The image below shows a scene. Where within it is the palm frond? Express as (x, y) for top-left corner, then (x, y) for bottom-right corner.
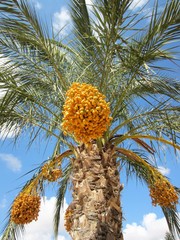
(1, 222), (24, 240)
(120, 0), (180, 73)
(114, 134), (180, 150)
(162, 206), (180, 239)
(1, 149), (73, 240)
(0, 1), (83, 145)
(0, 0), (73, 92)
(108, 68), (180, 128)
(1, 171), (42, 240)
(70, 0), (94, 49)
(0, 0), (70, 84)
(164, 232), (175, 240)
(130, 75), (180, 102)
(116, 147), (156, 182)
(70, 0), (134, 91)
(54, 163), (72, 240)
(110, 104), (180, 151)
(116, 147), (180, 237)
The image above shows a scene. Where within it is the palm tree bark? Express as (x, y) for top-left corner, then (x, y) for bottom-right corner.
(66, 143), (124, 240)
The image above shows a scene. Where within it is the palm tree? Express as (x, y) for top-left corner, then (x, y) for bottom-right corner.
(0, 0), (180, 239)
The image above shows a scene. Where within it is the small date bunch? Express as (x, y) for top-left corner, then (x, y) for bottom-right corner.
(42, 163), (62, 182)
(149, 177), (178, 208)
(11, 193), (41, 224)
(64, 205), (73, 232)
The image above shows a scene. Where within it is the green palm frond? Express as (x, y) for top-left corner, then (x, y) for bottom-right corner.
(0, 0), (73, 89)
(110, 104), (180, 153)
(1, 171), (42, 240)
(70, 0), (135, 90)
(1, 149), (73, 240)
(118, 146), (180, 235)
(120, 0), (180, 72)
(114, 134), (180, 151)
(162, 206), (180, 239)
(164, 232), (175, 240)
(1, 222), (24, 240)
(70, 0), (94, 48)
(116, 147), (154, 182)
(0, 0), (70, 143)
(107, 67), (180, 126)
(0, 0), (71, 83)
(0, 69), (61, 141)
(130, 74), (180, 102)
(54, 162), (72, 240)
(116, 147), (180, 237)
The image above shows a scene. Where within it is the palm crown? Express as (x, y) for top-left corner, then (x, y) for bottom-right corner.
(0, 0), (180, 239)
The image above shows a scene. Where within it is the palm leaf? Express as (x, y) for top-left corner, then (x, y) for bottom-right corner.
(113, 134), (180, 150)
(54, 163), (72, 240)
(70, 0), (93, 49)
(1, 172), (41, 240)
(120, 0), (180, 73)
(164, 232), (175, 240)
(116, 147), (180, 237)
(116, 147), (157, 182)
(1, 149), (73, 240)
(0, 0), (69, 143)
(1, 222), (24, 240)
(162, 207), (180, 239)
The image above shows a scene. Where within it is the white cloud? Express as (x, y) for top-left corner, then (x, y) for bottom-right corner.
(21, 197), (71, 240)
(57, 236), (66, 240)
(0, 153), (22, 172)
(53, 7), (71, 36)
(129, 0), (148, 10)
(123, 213), (169, 240)
(157, 166), (170, 176)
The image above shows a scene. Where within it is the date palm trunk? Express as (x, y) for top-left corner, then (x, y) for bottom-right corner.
(66, 143), (124, 240)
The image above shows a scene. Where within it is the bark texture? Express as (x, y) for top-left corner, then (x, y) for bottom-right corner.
(66, 143), (124, 240)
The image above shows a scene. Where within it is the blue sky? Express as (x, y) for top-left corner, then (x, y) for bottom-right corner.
(0, 0), (180, 240)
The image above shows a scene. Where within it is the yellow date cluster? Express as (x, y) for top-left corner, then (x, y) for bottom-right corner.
(64, 206), (73, 232)
(42, 163), (62, 182)
(61, 82), (112, 143)
(149, 178), (178, 208)
(11, 193), (41, 224)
